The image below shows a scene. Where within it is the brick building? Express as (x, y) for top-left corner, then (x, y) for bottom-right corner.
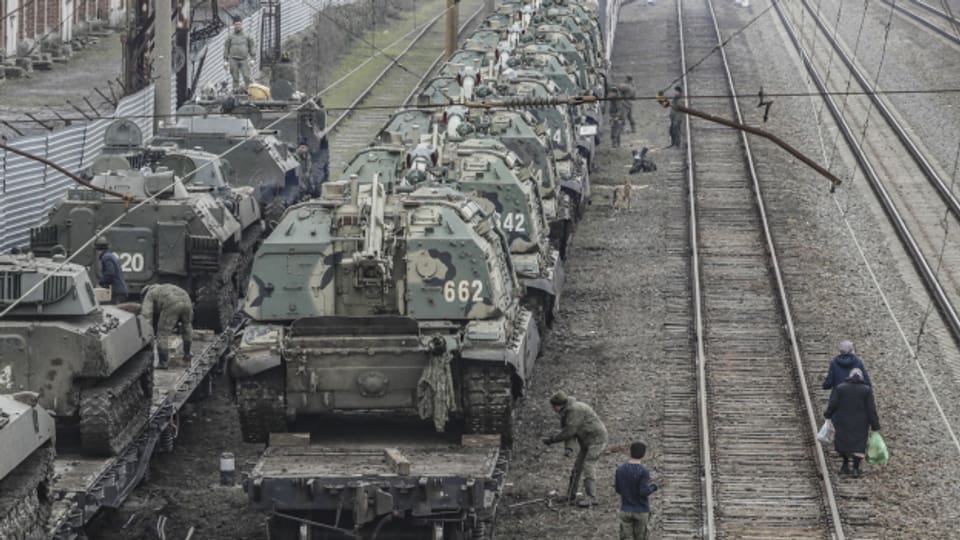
(1, 0), (125, 56)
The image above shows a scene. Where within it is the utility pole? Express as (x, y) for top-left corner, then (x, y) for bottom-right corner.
(155, 0), (173, 128)
(445, 0), (458, 60)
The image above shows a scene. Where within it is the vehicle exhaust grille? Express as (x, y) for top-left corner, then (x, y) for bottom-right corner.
(0, 273), (23, 303)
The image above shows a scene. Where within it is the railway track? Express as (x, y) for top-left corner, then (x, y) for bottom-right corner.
(326, 0), (485, 171)
(775, 1), (960, 368)
(881, 0), (960, 45)
(668, 0), (847, 537)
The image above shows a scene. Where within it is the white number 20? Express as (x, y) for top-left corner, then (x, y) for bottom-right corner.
(443, 280), (483, 303)
(118, 252), (145, 273)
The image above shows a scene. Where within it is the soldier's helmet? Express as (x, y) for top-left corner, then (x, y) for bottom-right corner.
(232, 15), (242, 24)
(95, 236), (110, 250)
(549, 391), (568, 406)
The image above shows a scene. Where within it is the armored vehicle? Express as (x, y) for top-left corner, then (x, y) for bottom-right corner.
(153, 112), (307, 226)
(376, 109), (564, 325)
(31, 160), (263, 331)
(0, 255), (154, 456)
(0, 393), (56, 540)
(194, 78), (328, 183)
(232, 177), (540, 444)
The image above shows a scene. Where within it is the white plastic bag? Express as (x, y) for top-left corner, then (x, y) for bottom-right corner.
(816, 419), (835, 444)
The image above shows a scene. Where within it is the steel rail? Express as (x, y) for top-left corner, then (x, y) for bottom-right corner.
(323, 9), (448, 136)
(702, 0), (846, 537)
(801, 0), (960, 222)
(682, 0), (846, 537)
(402, 6), (486, 107)
(902, 0), (960, 40)
(325, 3), (486, 137)
(880, 0), (960, 45)
(779, 0), (960, 344)
(675, 0), (714, 537)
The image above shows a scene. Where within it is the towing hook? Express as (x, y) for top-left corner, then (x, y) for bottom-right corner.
(428, 336), (446, 354)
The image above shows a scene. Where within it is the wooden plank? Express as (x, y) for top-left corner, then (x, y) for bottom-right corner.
(269, 432), (310, 447)
(460, 434), (501, 448)
(383, 448), (411, 476)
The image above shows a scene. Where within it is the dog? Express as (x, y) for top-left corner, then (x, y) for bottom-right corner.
(611, 177), (633, 211)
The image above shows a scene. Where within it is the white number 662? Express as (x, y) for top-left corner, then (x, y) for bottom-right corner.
(443, 280), (483, 303)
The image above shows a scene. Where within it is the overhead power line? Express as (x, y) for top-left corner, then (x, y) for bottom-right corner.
(4, 87), (960, 127)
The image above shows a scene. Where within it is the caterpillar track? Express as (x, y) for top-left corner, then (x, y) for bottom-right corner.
(79, 351), (154, 457)
(463, 364), (516, 445)
(236, 366), (286, 444)
(0, 445), (55, 540)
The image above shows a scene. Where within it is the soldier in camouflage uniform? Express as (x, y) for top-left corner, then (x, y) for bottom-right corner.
(619, 76), (636, 133)
(223, 16), (256, 91)
(542, 391), (609, 507)
(668, 85), (684, 148)
(140, 284), (193, 369)
(610, 114), (625, 148)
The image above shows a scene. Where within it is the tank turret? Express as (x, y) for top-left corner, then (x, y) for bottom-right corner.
(232, 178), (539, 443)
(0, 255), (153, 455)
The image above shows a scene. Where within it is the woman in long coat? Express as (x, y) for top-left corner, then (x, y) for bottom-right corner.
(824, 368), (880, 477)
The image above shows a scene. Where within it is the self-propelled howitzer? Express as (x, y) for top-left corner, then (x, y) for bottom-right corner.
(0, 255), (154, 456)
(232, 178), (540, 444)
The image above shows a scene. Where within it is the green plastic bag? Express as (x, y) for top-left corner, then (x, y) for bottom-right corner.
(866, 432), (889, 465)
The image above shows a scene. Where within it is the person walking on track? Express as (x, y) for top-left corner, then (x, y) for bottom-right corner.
(823, 340), (872, 399)
(824, 368), (881, 478)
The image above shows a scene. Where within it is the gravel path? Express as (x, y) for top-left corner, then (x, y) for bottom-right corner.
(502, 0), (960, 538)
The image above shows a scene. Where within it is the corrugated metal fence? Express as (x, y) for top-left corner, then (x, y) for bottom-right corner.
(0, 0), (323, 252)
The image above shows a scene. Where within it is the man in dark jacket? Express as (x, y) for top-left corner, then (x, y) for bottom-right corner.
(615, 441), (658, 540)
(822, 340), (872, 398)
(824, 368), (880, 477)
(95, 237), (128, 304)
(542, 391), (608, 507)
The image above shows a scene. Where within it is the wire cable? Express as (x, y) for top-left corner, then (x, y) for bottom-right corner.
(5, 87), (960, 127)
(0, 0), (458, 319)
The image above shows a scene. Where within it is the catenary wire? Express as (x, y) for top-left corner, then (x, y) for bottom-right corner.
(5, 88), (960, 127)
